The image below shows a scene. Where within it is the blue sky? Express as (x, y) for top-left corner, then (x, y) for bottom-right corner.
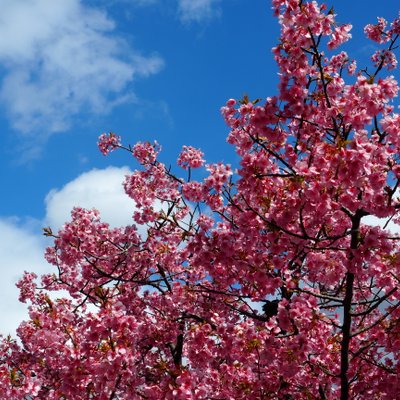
(0, 0), (399, 336)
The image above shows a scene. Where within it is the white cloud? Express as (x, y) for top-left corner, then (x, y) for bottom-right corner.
(0, 218), (51, 337)
(45, 166), (135, 230)
(362, 189), (400, 235)
(177, 0), (221, 23)
(0, 166), (138, 336)
(0, 0), (163, 135)
(0, 164), (189, 335)
(363, 215), (400, 235)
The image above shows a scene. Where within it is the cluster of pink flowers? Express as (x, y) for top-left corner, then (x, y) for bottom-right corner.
(365, 17), (390, 43)
(390, 15), (400, 35)
(132, 141), (160, 165)
(97, 132), (121, 155)
(1, 2), (399, 399)
(177, 146), (205, 170)
(204, 163), (232, 192)
(327, 23), (352, 49)
(365, 15), (400, 43)
(181, 181), (205, 202)
(371, 49), (398, 70)
(15, 272), (37, 304)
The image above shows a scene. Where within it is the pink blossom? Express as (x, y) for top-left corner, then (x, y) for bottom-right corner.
(204, 163), (232, 192)
(182, 181), (206, 202)
(328, 24), (352, 49)
(177, 146), (205, 170)
(347, 59), (357, 75)
(371, 49), (398, 70)
(132, 141), (160, 165)
(16, 272), (37, 303)
(389, 15), (400, 35)
(364, 17), (390, 43)
(97, 132), (121, 155)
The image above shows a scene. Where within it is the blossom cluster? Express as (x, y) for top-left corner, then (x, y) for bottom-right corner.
(177, 146), (205, 170)
(97, 132), (121, 155)
(0, 2), (399, 399)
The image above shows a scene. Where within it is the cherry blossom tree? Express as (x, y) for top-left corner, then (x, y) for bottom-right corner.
(1, 1), (399, 399)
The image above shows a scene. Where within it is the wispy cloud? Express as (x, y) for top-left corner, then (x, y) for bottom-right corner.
(177, 0), (222, 23)
(123, 0), (159, 5)
(102, 0), (158, 6)
(0, 0), (163, 136)
(105, 0), (221, 21)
